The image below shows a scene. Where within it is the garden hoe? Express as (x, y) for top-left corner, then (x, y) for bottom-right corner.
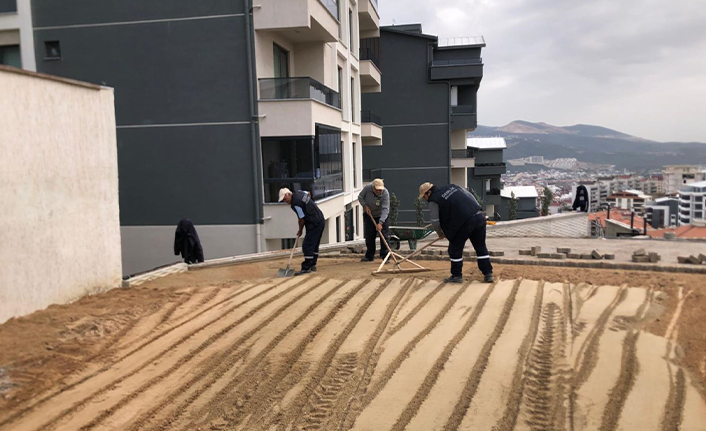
(278, 235), (300, 277)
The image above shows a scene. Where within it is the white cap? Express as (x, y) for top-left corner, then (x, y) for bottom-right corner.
(372, 178), (385, 191)
(278, 187), (292, 202)
(418, 182), (434, 200)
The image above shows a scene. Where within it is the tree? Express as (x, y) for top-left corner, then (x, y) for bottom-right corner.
(509, 192), (518, 220)
(541, 186), (554, 216)
(414, 198), (425, 227)
(389, 193), (400, 226)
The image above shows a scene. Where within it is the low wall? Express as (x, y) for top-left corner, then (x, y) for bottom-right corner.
(487, 212), (590, 238)
(0, 66), (122, 323)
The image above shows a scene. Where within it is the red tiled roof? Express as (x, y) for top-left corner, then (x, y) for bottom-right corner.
(589, 210), (652, 231)
(648, 225), (706, 239)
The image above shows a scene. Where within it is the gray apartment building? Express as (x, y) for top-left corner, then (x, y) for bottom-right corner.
(465, 137), (506, 218)
(29, 0), (381, 275)
(361, 24), (484, 225)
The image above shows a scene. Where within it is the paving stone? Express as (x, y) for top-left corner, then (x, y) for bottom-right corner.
(580, 254), (593, 260)
(463, 250), (473, 258)
(677, 256), (690, 264)
(591, 250), (603, 260)
(531, 246), (542, 256)
(664, 232), (677, 240)
(489, 251), (505, 257)
(536, 252), (552, 259)
(519, 250), (532, 256)
(633, 248), (647, 257)
(688, 255), (702, 265)
(633, 255), (650, 263)
(699, 253), (706, 263)
(567, 253), (582, 259)
(557, 247), (571, 254)
(551, 253), (567, 259)
(649, 252), (661, 263)
(604, 253), (615, 260)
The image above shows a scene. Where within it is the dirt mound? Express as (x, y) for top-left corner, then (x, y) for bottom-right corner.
(1, 272), (704, 431)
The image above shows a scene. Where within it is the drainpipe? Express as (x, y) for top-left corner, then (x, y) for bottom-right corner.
(245, 0), (264, 252)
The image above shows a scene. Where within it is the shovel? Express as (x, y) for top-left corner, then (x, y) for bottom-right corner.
(278, 235), (300, 277)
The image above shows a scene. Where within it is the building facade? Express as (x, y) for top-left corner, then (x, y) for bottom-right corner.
(664, 165), (706, 194)
(499, 185), (539, 220)
(678, 181), (706, 226)
(606, 190), (648, 215)
(465, 137), (506, 218)
(644, 197), (679, 229)
(361, 24), (484, 225)
(0, 0), (35, 70)
(31, 0), (379, 274)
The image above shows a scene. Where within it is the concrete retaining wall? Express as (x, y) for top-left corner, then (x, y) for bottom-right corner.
(0, 66), (122, 323)
(487, 212), (590, 238)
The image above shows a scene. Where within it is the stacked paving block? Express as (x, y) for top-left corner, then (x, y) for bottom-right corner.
(489, 251), (505, 257)
(678, 255), (705, 265)
(632, 248), (660, 263)
(519, 249), (532, 256)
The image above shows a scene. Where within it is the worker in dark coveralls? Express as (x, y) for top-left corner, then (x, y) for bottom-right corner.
(279, 187), (325, 275)
(419, 182), (494, 283)
(174, 218), (205, 264)
(357, 178), (391, 262)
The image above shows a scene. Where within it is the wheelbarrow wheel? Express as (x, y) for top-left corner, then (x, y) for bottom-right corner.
(389, 237), (401, 250)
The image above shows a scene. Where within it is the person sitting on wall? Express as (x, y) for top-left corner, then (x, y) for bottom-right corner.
(357, 178), (391, 262)
(174, 218), (205, 264)
(279, 187), (325, 275)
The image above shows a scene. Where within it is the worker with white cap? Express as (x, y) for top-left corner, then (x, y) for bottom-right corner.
(279, 187), (325, 275)
(357, 178), (391, 262)
(419, 182), (493, 283)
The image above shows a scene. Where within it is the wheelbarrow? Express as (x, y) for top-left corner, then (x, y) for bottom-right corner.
(388, 226), (435, 251)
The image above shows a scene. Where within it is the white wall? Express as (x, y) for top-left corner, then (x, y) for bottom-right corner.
(487, 213), (590, 238)
(0, 67), (121, 323)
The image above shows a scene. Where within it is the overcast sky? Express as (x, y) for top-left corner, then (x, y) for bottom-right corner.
(378, 0), (706, 143)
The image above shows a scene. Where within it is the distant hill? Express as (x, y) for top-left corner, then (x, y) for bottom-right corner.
(470, 121), (706, 171)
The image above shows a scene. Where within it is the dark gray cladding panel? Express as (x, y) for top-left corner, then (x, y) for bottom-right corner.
(117, 124), (257, 226)
(0, 0), (16, 13)
(31, 0), (245, 28)
(362, 31), (449, 126)
(35, 16), (251, 126)
(363, 123), (449, 170)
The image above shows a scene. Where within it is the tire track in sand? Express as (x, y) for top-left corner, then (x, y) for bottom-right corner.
(386, 280), (443, 337)
(598, 330), (639, 431)
(77, 278), (343, 431)
(0, 278), (278, 430)
(8, 277), (316, 431)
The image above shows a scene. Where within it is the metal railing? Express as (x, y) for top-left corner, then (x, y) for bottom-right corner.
(451, 149), (475, 159)
(359, 47), (380, 69)
(361, 110), (381, 125)
(431, 58), (482, 67)
(318, 0), (339, 19)
(259, 77), (341, 109)
(451, 105), (475, 115)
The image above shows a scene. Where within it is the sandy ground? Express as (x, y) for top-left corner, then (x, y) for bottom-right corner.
(0, 257), (705, 430)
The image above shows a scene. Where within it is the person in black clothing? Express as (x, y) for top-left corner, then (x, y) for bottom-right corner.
(419, 182), (493, 284)
(279, 187), (325, 275)
(572, 184), (590, 212)
(174, 218), (205, 264)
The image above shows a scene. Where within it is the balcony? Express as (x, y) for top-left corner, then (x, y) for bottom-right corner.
(258, 77), (341, 137)
(361, 110), (382, 146)
(358, 0), (380, 38)
(450, 105), (477, 130)
(473, 162), (506, 176)
(451, 149), (475, 168)
(360, 56), (381, 93)
(430, 58), (483, 81)
(254, 0), (339, 43)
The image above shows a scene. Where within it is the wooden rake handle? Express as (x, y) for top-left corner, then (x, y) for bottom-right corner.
(287, 235), (300, 268)
(394, 238), (440, 267)
(368, 212), (398, 263)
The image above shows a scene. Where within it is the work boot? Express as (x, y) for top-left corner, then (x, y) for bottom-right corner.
(443, 275), (464, 284)
(484, 273), (494, 283)
(360, 256), (374, 262)
(295, 268), (312, 276)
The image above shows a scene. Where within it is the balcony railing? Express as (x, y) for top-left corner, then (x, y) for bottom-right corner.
(370, 0), (378, 11)
(259, 77), (341, 109)
(264, 174), (343, 203)
(361, 110), (381, 125)
(431, 58), (483, 67)
(451, 105), (476, 115)
(360, 47), (381, 70)
(451, 149), (475, 159)
(0, 0), (17, 13)
(319, 0), (339, 19)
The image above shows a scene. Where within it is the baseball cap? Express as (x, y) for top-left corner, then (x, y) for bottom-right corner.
(372, 178), (384, 191)
(418, 182), (433, 200)
(278, 187), (292, 202)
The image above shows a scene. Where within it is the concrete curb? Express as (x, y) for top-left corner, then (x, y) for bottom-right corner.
(321, 252), (706, 274)
(122, 263), (188, 287)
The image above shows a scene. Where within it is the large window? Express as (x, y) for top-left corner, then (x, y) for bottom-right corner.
(0, 45), (21, 68)
(262, 125), (343, 203)
(0, 0), (17, 13)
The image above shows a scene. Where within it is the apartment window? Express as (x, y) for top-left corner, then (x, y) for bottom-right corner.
(0, 45), (21, 68)
(486, 179), (491, 192)
(262, 126), (343, 203)
(338, 66), (343, 117)
(44, 41), (61, 61)
(350, 77), (355, 122)
(450, 86), (458, 106)
(336, 216), (341, 242)
(349, 9), (354, 52)
(281, 238), (296, 250)
(0, 0), (17, 13)
(352, 141), (358, 188)
(273, 43), (289, 79)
